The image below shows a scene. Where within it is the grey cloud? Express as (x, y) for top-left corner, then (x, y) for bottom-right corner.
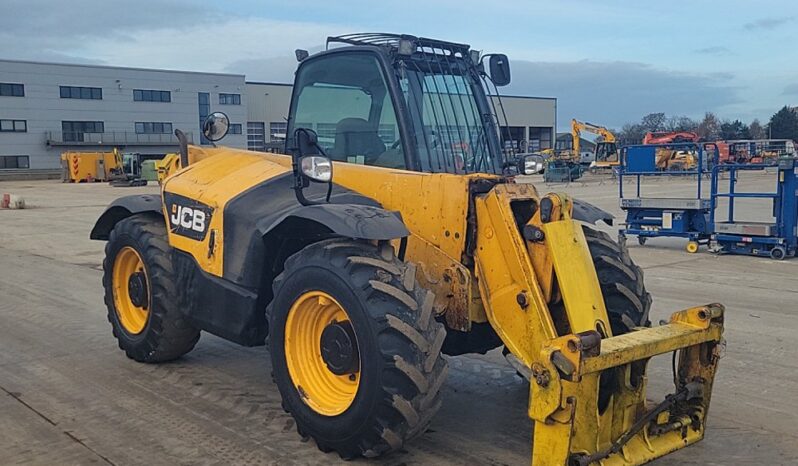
(503, 60), (741, 128)
(708, 71), (734, 80)
(225, 56), (299, 83)
(783, 83), (798, 95)
(225, 46), (326, 83)
(0, 0), (214, 33)
(743, 16), (794, 30)
(694, 46), (731, 55)
(0, 0), (218, 60)
(227, 55), (742, 129)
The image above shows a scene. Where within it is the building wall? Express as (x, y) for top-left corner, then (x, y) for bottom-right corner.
(491, 95), (557, 153)
(245, 82), (293, 151)
(0, 60), (248, 169)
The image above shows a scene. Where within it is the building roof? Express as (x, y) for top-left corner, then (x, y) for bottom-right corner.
(0, 58), (245, 78)
(246, 81), (293, 87)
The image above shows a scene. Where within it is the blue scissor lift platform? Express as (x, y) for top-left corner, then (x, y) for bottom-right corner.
(618, 143), (713, 253)
(710, 157), (797, 260)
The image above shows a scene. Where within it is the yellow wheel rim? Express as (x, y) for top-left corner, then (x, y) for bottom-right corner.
(285, 291), (360, 416)
(686, 241), (699, 254)
(112, 246), (150, 334)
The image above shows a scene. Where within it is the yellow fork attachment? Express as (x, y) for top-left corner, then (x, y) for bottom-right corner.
(473, 183), (724, 466)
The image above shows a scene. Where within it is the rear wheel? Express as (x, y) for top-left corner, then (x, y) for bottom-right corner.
(269, 239), (447, 459)
(770, 245), (786, 260)
(103, 215), (200, 362)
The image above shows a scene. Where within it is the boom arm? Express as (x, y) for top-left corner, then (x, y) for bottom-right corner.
(472, 184), (724, 465)
(571, 119), (616, 158)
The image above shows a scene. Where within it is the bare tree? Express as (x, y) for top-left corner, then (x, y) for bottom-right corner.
(665, 115), (698, 132)
(748, 119), (766, 139)
(696, 112), (721, 140)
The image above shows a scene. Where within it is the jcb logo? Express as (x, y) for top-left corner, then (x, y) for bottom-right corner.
(171, 205), (206, 233)
(164, 193), (213, 241)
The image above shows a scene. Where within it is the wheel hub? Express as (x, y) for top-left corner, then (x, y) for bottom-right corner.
(320, 321), (359, 375)
(127, 271), (149, 308)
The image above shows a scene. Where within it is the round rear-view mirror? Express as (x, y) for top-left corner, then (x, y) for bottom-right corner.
(202, 112), (230, 142)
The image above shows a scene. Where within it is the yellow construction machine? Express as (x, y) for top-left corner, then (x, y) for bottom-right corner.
(62, 148), (148, 186)
(61, 150), (120, 182)
(572, 119), (620, 168)
(91, 34), (724, 465)
(154, 153), (181, 185)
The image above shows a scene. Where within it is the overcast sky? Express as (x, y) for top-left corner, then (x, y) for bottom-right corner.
(1, 0), (796, 129)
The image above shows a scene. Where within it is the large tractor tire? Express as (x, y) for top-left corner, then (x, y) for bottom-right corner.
(583, 225), (652, 334)
(269, 239), (447, 459)
(102, 215), (200, 362)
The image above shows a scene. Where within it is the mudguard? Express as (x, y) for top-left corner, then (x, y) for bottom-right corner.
(266, 203), (409, 241)
(572, 198), (613, 226)
(218, 174), (408, 287)
(89, 194), (162, 240)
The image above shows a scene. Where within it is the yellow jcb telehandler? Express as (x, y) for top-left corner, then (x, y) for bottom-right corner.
(91, 33), (725, 465)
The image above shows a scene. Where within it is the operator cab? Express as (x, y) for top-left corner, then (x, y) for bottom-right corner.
(285, 33), (515, 176)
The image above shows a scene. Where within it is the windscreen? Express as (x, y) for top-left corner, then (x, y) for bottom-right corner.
(399, 59), (503, 174)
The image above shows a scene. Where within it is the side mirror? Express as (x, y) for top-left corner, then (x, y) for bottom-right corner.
(292, 128), (333, 206)
(519, 154), (545, 175)
(202, 112), (230, 142)
(294, 129), (331, 182)
(488, 54), (511, 86)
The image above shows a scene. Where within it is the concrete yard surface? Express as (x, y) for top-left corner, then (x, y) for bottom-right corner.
(0, 177), (797, 465)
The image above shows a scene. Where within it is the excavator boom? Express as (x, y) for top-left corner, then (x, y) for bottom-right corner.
(572, 119), (619, 167)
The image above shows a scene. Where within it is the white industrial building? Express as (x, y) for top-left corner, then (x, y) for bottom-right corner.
(0, 59), (248, 170)
(0, 59), (555, 171)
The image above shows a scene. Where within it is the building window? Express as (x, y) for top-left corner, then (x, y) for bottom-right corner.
(269, 122), (287, 142)
(62, 121), (104, 142)
(0, 83), (24, 97)
(229, 123), (242, 134)
(0, 120), (27, 132)
(528, 126), (553, 151)
(499, 126), (526, 153)
(135, 122), (173, 134)
(219, 93), (241, 105)
(59, 86), (102, 100)
(133, 89), (171, 102)
(247, 122), (265, 151)
(0, 155), (30, 169)
(198, 92), (210, 145)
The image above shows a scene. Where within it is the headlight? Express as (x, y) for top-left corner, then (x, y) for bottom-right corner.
(300, 156), (332, 182)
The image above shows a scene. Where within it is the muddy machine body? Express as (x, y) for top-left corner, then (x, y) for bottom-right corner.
(92, 34), (724, 465)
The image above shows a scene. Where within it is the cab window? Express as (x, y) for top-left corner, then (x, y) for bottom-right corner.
(290, 53), (405, 169)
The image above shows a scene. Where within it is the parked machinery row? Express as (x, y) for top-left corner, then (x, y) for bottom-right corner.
(618, 142), (797, 259)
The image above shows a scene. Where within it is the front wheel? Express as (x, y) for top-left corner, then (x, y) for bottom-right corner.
(102, 215), (200, 362)
(269, 239), (447, 459)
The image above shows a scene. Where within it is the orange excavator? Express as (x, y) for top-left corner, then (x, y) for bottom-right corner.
(642, 131), (699, 145)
